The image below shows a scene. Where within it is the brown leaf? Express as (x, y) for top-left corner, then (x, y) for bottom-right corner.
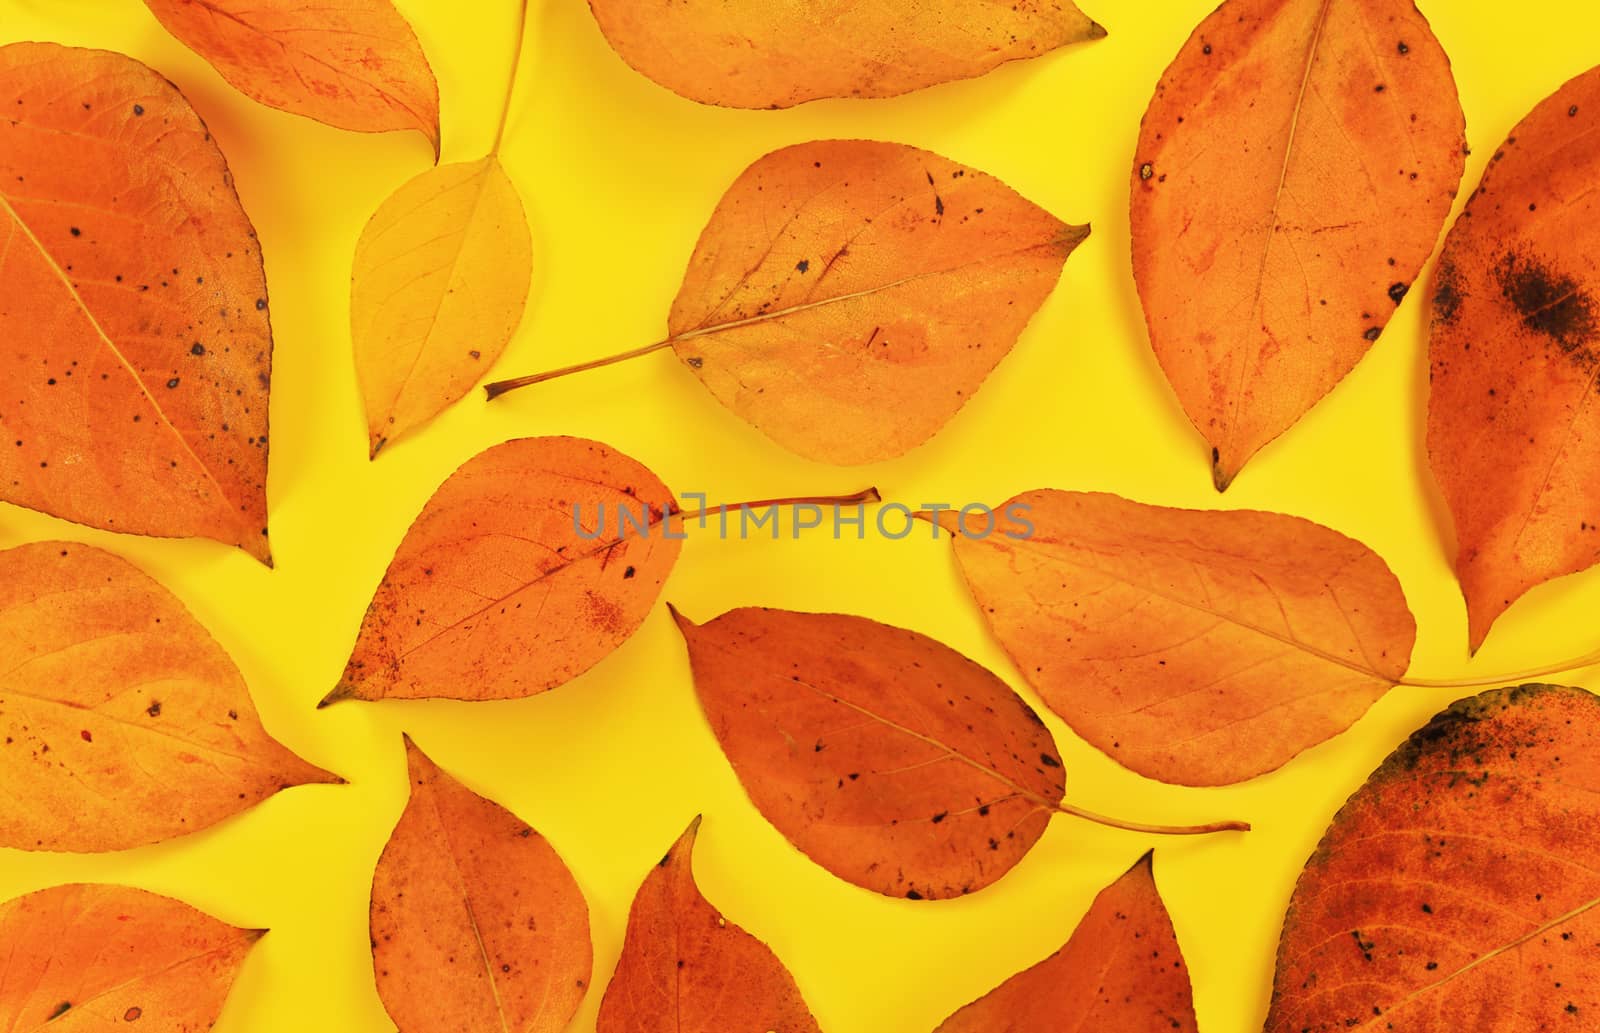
(325, 436), (680, 704)
(0, 883), (261, 1029)
(1267, 684), (1600, 1031)
(586, 2), (1105, 109)
(353, 156), (532, 457)
(371, 738), (592, 1033)
(928, 491), (1416, 785)
(672, 606), (1245, 899)
(143, 0), (439, 151)
(1132, 0), (1466, 490)
(0, 541), (337, 852)
(596, 817), (821, 1033)
(1427, 67), (1600, 652)
(934, 853), (1197, 1033)
(0, 43), (273, 561)
(490, 140), (1087, 465)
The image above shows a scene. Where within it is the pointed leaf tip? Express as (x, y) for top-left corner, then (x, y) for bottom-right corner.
(667, 603), (699, 634)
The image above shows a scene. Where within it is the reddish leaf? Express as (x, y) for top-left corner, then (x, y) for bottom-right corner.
(1268, 684), (1600, 1031)
(1132, 0), (1466, 489)
(935, 853), (1197, 1033)
(143, 0), (440, 151)
(0, 43), (273, 560)
(928, 491), (1416, 785)
(324, 436), (680, 704)
(1427, 66), (1600, 651)
(0, 541), (337, 852)
(370, 738), (592, 1033)
(596, 818), (821, 1033)
(0, 884), (261, 1029)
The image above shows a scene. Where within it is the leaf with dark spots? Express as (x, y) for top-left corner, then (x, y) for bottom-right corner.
(586, 1), (1105, 108)
(324, 436), (681, 704)
(596, 818), (821, 1033)
(0, 884), (261, 1030)
(934, 853), (1197, 1033)
(486, 140), (1088, 465)
(142, 0), (439, 152)
(671, 606), (1248, 900)
(0, 43), (273, 561)
(1427, 63), (1600, 651)
(924, 491), (1416, 786)
(370, 738), (591, 1033)
(1131, 0), (1466, 490)
(0, 541), (338, 852)
(1268, 685), (1600, 1032)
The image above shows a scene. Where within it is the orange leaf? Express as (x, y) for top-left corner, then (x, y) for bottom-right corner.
(143, 0), (440, 152)
(0, 541), (338, 852)
(1267, 684), (1600, 1031)
(489, 140), (1087, 465)
(587, 1), (1105, 109)
(325, 436), (680, 704)
(934, 853), (1197, 1033)
(370, 738), (592, 1033)
(596, 817), (821, 1033)
(0, 884), (261, 1029)
(1427, 66), (1600, 652)
(1132, 0), (1466, 489)
(672, 606), (1246, 899)
(0, 43), (273, 561)
(928, 491), (1416, 785)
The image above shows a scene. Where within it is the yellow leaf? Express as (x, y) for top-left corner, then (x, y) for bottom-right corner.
(352, 155), (531, 457)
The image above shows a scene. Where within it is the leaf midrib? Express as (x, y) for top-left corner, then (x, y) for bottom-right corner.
(0, 190), (241, 535)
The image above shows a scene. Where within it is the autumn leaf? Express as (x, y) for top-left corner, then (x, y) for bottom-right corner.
(934, 852), (1197, 1033)
(585, 0), (1105, 109)
(923, 491), (1416, 786)
(142, 0), (440, 152)
(0, 541), (338, 852)
(596, 817), (821, 1033)
(671, 605), (1247, 901)
(353, 156), (532, 457)
(0, 43), (273, 562)
(1427, 67), (1600, 653)
(0, 883), (262, 1029)
(487, 140), (1088, 466)
(370, 738), (591, 1033)
(322, 436), (680, 705)
(1132, 0), (1466, 490)
(1267, 683), (1600, 1031)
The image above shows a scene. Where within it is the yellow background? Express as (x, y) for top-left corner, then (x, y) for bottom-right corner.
(2, 1), (1599, 1030)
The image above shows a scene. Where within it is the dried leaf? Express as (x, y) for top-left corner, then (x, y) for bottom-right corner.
(143, 0), (439, 151)
(1268, 683), (1600, 1031)
(325, 436), (680, 704)
(672, 606), (1245, 899)
(586, 1), (1105, 109)
(0, 883), (261, 1029)
(354, 156), (532, 456)
(927, 491), (1416, 786)
(1132, 0), (1466, 489)
(1427, 67), (1600, 652)
(934, 853), (1197, 1033)
(0, 541), (337, 852)
(0, 43), (273, 561)
(491, 140), (1087, 465)
(596, 817), (821, 1033)
(371, 738), (592, 1033)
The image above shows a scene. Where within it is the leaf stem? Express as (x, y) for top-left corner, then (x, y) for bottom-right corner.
(674, 487), (881, 524)
(491, 0), (533, 154)
(1056, 800), (1251, 836)
(1399, 645), (1600, 689)
(485, 337), (674, 398)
